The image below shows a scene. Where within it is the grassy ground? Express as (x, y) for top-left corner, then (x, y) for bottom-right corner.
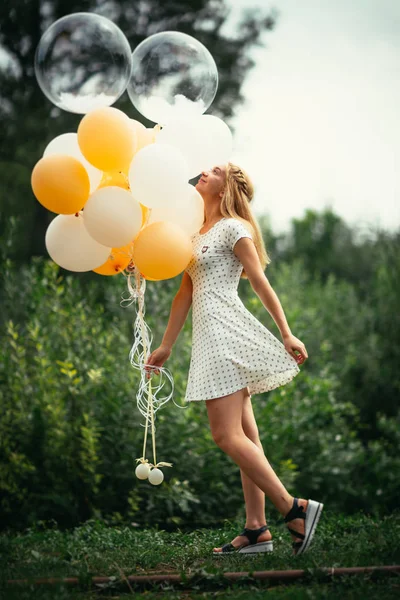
(1, 509), (400, 599)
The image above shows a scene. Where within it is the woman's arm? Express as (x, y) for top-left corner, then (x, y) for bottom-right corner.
(233, 238), (292, 338)
(161, 271), (193, 350)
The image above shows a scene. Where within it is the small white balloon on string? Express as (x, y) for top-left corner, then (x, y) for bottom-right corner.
(135, 461), (151, 480)
(148, 468), (164, 486)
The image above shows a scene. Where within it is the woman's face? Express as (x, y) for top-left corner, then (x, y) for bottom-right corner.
(195, 164), (226, 198)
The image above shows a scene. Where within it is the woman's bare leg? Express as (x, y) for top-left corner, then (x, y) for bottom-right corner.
(213, 389), (272, 552)
(240, 390), (267, 528)
(207, 387), (307, 547)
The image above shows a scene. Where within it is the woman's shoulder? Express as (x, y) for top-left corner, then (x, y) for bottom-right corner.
(222, 217), (253, 249)
(224, 216), (250, 225)
(224, 217), (252, 233)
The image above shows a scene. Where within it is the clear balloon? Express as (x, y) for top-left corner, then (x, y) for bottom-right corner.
(127, 31), (218, 124)
(35, 12), (132, 114)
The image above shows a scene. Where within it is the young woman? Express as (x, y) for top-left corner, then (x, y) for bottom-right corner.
(145, 163), (323, 557)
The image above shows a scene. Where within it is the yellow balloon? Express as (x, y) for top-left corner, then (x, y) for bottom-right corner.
(98, 170), (130, 190)
(132, 221), (192, 280)
(93, 243), (133, 276)
(77, 107), (135, 171)
(31, 155), (90, 214)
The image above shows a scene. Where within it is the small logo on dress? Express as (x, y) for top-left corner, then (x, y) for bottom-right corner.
(201, 245), (209, 253)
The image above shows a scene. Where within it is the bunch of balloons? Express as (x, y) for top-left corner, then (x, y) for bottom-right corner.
(32, 12), (234, 484)
(32, 12), (233, 282)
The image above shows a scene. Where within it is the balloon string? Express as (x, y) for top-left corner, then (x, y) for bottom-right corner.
(142, 382), (150, 459)
(137, 281), (157, 466)
(119, 216), (187, 474)
(151, 378), (157, 466)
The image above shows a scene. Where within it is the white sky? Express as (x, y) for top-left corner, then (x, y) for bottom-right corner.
(226, 0), (400, 236)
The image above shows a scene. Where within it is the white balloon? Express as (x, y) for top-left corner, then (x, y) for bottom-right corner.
(45, 213), (111, 272)
(83, 186), (142, 247)
(201, 115), (233, 167)
(187, 184), (206, 233)
(135, 463), (150, 480)
(128, 143), (189, 209)
(156, 115), (233, 178)
(148, 468), (164, 485)
(157, 116), (203, 179)
(43, 133), (102, 193)
(147, 184), (204, 236)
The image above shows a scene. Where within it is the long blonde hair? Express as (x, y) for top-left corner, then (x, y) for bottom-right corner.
(217, 162), (271, 279)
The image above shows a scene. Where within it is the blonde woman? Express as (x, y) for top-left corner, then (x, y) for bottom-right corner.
(145, 163), (323, 557)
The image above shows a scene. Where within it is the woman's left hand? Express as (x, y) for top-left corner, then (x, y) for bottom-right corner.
(282, 334), (308, 365)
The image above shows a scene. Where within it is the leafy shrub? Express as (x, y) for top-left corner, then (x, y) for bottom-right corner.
(0, 250), (399, 531)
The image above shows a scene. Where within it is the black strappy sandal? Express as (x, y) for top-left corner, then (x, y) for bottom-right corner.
(212, 524), (273, 557)
(284, 497), (324, 556)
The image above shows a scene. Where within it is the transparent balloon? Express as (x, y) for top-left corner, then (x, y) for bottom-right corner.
(127, 31), (218, 124)
(35, 12), (132, 114)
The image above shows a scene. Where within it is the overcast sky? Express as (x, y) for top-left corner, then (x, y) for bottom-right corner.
(226, 0), (400, 236)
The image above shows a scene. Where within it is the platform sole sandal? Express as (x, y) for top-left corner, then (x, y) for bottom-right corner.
(212, 524), (273, 557)
(284, 497), (324, 556)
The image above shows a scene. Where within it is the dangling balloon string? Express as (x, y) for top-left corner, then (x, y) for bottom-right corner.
(120, 255), (179, 476)
(142, 377), (151, 460)
(149, 376), (157, 467)
(136, 270), (153, 465)
(120, 269), (145, 307)
(135, 268), (173, 469)
(121, 264), (187, 413)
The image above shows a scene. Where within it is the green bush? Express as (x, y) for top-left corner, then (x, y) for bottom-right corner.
(0, 246), (399, 531)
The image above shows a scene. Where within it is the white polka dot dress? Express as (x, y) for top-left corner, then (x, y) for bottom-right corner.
(184, 217), (300, 402)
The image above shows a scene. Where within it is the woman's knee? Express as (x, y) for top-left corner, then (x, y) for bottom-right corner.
(206, 390), (245, 448)
(211, 427), (237, 450)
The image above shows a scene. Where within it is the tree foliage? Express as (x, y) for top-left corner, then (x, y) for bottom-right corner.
(0, 217), (399, 530)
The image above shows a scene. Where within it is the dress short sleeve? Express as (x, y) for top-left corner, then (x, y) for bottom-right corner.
(225, 219), (253, 251)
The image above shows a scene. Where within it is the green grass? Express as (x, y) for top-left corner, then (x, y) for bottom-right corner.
(1, 510), (400, 599)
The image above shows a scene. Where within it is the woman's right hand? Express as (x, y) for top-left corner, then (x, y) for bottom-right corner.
(144, 344), (172, 379)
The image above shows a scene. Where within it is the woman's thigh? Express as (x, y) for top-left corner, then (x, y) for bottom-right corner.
(205, 386), (247, 443)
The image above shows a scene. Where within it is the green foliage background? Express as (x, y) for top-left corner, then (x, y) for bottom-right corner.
(0, 0), (399, 532)
(1, 213), (399, 531)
